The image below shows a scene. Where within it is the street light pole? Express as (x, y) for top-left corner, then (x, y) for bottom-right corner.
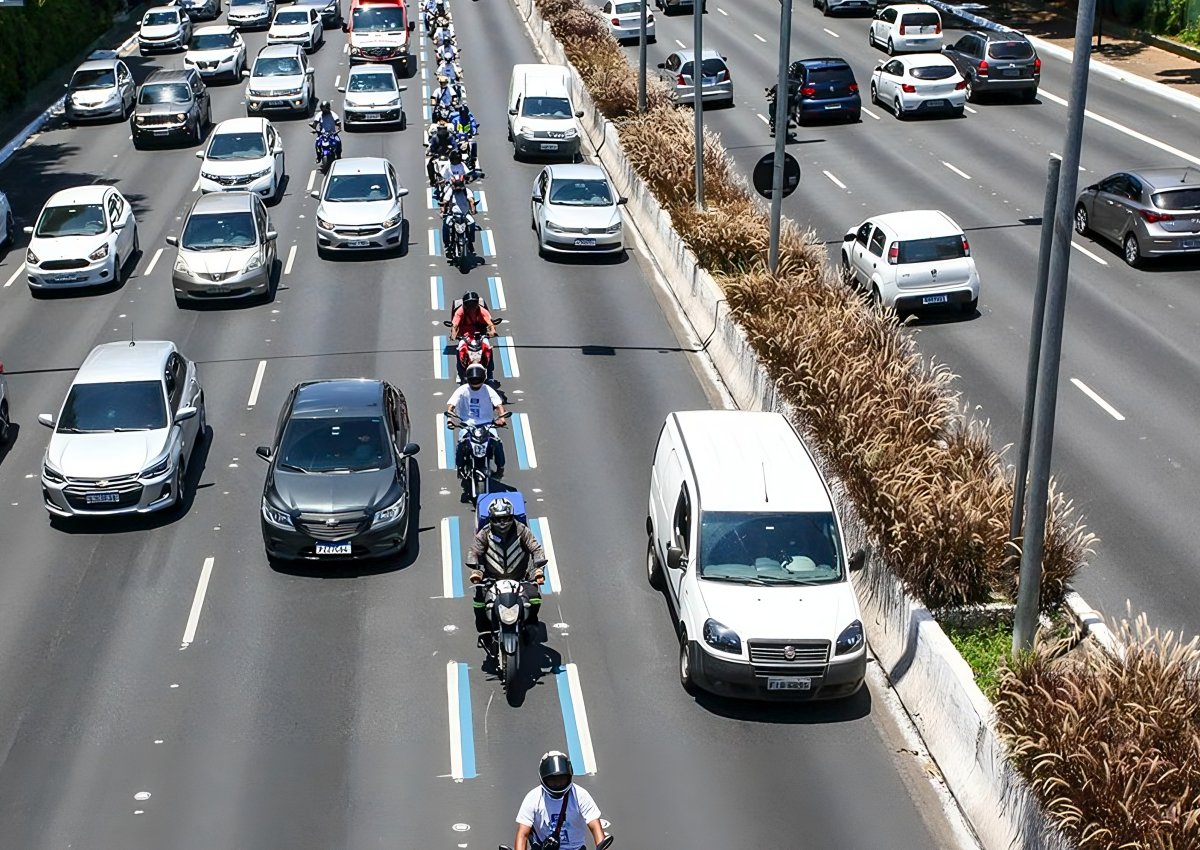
(638, 0), (648, 113)
(767, 0), (792, 273)
(1013, 0), (1098, 655)
(692, 0), (704, 209)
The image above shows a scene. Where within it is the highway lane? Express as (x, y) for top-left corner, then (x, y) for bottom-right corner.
(0, 4), (956, 850)
(616, 6), (1200, 635)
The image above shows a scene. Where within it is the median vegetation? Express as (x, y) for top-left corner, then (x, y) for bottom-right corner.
(528, 0), (1199, 843)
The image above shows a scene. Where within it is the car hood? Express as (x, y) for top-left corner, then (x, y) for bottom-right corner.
(344, 90), (401, 108)
(696, 578), (860, 642)
(201, 153), (273, 176)
(70, 87), (120, 106)
(545, 203), (619, 230)
(141, 23), (183, 38)
(47, 429), (169, 478)
(317, 199), (401, 226)
(270, 22), (312, 36)
(178, 245), (261, 275)
(249, 74), (305, 92)
(136, 102), (192, 116)
(270, 467), (396, 513)
(188, 47), (240, 62)
(30, 233), (109, 261)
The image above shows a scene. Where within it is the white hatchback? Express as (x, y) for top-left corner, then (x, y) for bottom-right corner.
(339, 64), (407, 129)
(869, 3), (942, 55)
(268, 5), (325, 51)
(841, 209), (980, 315)
(600, 0), (655, 43)
(870, 53), (965, 118)
(197, 117), (286, 201)
(25, 185), (139, 294)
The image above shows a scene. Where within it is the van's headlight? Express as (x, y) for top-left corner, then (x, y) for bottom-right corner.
(562, 127), (578, 138)
(371, 492), (406, 528)
(261, 500), (295, 530)
(89, 243), (110, 261)
(836, 620), (864, 655)
(703, 618), (741, 654)
(141, 454), (172, 479)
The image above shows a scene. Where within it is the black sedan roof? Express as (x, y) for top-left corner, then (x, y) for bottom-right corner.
(291, 379), (387, 418)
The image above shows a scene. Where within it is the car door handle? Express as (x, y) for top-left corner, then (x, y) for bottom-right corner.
(1105, 200), (1114, 205)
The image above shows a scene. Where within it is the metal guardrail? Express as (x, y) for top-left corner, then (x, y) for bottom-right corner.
(922, 0), (1020, 34)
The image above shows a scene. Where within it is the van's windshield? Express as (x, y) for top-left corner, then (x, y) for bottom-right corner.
(698, 511), (843, 585)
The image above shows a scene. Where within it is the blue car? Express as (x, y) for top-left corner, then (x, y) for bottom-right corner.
(787, 57), (861, 124)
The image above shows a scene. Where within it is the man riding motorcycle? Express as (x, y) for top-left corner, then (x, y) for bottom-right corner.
(440, 172), (477, 258)
(447, 363), (506, 479)
(513, 752), (608, 850)
(430, 73), (461, 112)
(310, 100), (343, 163)
(426, 114), (455, 185)
(452, 103), (480, 171)
(467, 497), (546, 632)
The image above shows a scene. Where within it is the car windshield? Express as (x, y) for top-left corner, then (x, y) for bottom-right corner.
(57, 381), (168, 433)
(521, 96), (572, 118)
(275, 9), (309, 23)
(231, 0), (261, 6)
(989, 40), (1034, 60)
(192, 32), (236, 49)
(70, 68), (116, 90)
(254, 57), (302, 76)
(614, 1), (641, 12)
(277, 416), (391, 472)
(352, 6), (405, 31)
(549, 178), (612, 206)
(910, 64), (956, 80)
(349, 73), (396, 92)
(206, 131), (268, 160)
(681, 58), (727, 78)
(35, 204), (107, 237)
(1152, 188), (1200, 211)
(897, 234), (966, 263)
(324, 173), (393, 202)
(139, 83), (191, 104)
(181, 211), (257, 249)
(144, 11), (179, 25)
(699, 511), (843, 584)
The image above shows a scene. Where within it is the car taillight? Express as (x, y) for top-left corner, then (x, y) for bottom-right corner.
(848, 82), (859, 93)
(718, 70), (729, 82)
(612, 16), (620, 24)
(888, 243), (899, 264)
(899, 23), (906, 34)
(935, 21), (941, 33)
(961, 235), (970, 256)
(801, 85), (816, 97)
(954, 80), (967, 90)
(977, 59), (989, 76)
(1033, 57), (1041, 74)
(901, 83), (916, 93)
(677, 74), (686, 86)
(1140, 210), (1175, 223)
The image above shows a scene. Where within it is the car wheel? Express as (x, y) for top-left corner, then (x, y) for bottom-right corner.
(0, 400), (10, 445)
(647, 538), (665, 590)
(192, 120), (202, 145)
(887, 38), (896, 56)
(132, 131), (144, 150)
(1073, 204), (1090, 236)
(1123, 232), (1143, 268)
(679, 631), (697, 695)
(871, 285), (882, 307)
(869, 82), (878, 104)
(822, 0), (831, 15)
(894, 97), (905, 119)
(868, 27), (875, 47)
(840, 251), (854, 284)
(964, 78), (976, 102)
(399, 111), (407, 131)
(173, 463), (186, 508)
(196, 402), (208, 451)
(1023, 86), (1038, 103)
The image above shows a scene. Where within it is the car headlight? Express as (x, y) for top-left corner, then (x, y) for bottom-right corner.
(135, 114), (147, 124)
(317, 216), (334, 230)
(350, 46), (363, 56)
(381, 215), (401, 228)
(497, 604), (521, 625)
(243, 252), (264, 273)
(836, 620), (864, 655)
(89, 243), (110, 261)
(382, 96), (401, 106)
(604, 222), (622, 234)
(248, 166), (274, 180)
(26, 248), (40, 265)
(546, 221), (564, 234)
(175, 112), (187, 121)
(562, 127), (578, 138)
(261, 499), (295, 530)
(174, 254), (192, 275)
(200, 171), (219, 181)
(42, 461), (66, 484)
(371, 491), (406, 528)
(141, 454), (172, 479)
(703, 618), (742, 654)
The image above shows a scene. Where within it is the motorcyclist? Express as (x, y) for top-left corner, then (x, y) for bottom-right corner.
(436, 58), (463, 88)
(514, 752), (607, 850)
(452, 103), (480, 170)
(447, 363), (506, 480)
(451, 289), (495, 382)
(430, 73), (460, 112)
(310, 100), (343, 162)
(441, 148), (470, 190)
(435, 32), (459, 64)
(467, 497), (546, 632)
(426, 113), (455, 185)
(440, 172), (477, 258)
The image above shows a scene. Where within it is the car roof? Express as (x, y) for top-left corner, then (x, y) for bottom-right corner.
(884, 3), (939, 11)
(546, 163), (609, 181)
(291, 379), (387, 417)
(75, 57), (121, 73)
(190, 191), (258, 215)
(144, 68), (194, 84)
(894, 52), (956, 67)
(77, 341), (175, 385)
(349, 64), (397, 77)
(194, 24), (238, 35)
(869, 209), (962, 239)
(329, 156), (392, 176)
(257, 43), (305, 58)
(145, 4), (183, 13)
(44, 185), (111, 206)
(212, 116), (269, 134)
(1129, 166), (1200, 190)
(966, 28), (1030, 41)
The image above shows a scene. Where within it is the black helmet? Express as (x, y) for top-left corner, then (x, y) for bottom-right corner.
(465, 363), (487, 386)
(539, 751), (573, 799)
(449, 149), (463, 164)
(488, 497), (515, 531)
(462, 290), (481, 306)
(320, 100), (332, 112)
(436, 125), (450, 143)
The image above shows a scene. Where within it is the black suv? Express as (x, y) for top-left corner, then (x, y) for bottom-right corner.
(942, 30), (1040, 102)
(787, 57), (861, 124)
(131, 68), (212, 148)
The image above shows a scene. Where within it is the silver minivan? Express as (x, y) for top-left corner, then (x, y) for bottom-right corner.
(168, 191), (277, 305)
(656, 49), (734, 107)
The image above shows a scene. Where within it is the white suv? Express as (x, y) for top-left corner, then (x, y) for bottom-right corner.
(841, 209), (979, 315)
(244, 43), (317, 117)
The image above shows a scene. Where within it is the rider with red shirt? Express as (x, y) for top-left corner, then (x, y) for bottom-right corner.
(451, 291), (497, 383)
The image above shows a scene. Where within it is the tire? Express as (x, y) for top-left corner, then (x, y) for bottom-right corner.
(869, 82), (878, 105)
(0, 400), (10, 446)
(868, 28), (875, 47)
(503, 645), (518, 686)
(840, 251), (854, 284)
(399, 112), (407, 131)
(894, 97), (905, 119)
(173, 463), (186, 509)
(195, 402), (207, 456)
(132, 132), (144, 150)
(679, 632), (697, 695)
(647, 537), (665, 590)
(871, 285), (882, 307)
(952, 106), (965, 118)
(887, 38), (896, 56)
(1123, 233), (1143, 268)
(964, 78), (976, 102)
(1073, 204), (1090, 236)
(1023, 87), (1038, 103)
(192, 120), (202, 146)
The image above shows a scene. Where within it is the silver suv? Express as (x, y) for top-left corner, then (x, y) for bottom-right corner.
(39, 341), (206, 519)
(244, 43), (317, 117)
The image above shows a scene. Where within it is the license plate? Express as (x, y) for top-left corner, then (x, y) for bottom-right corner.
(54, 274), (85, 283)
(824, 104), (841, 110)
(574, 238), (596, 247)
(922, 294), (950, 305)
(1002, 68), (1020, 77)
(703, 77), (718, 85)
(362, 112), (383, 120)
(1182, 239), (1200, 248)
(315, 541), (352, 555)
(345, 240), (370, 248)
(925, 99), (947, 108)
(539, 143), (558, 150)
(85, 492), (121, 504)
(767, 676), (811, 691)
(152, 129), (171, 135)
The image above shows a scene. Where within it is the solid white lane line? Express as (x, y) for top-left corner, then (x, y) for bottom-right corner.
(566, 664), (598, 774)
(306, 169), (317, 192)
(433, 336), (449, 380)
(191, 177), (200, 192)
(753, 33), (766, 42)
(861, 107), (881, 120)
(823, 170), (846, 189)
(180, 557), (215, 649)
(536, 517), (562, 594)
(1071, 378), (1126, 421)
(823, 27), (839, 37)
(1070, 241), (1109, 266)
(942, 161), (971, 180)
(247, 360), (267, 407)
(143, 247), (164, 276)
(1041, 88), (1200, 168)
(675, 39), (686, 48)
(429, 275), (441, 309)
(3, 264), (25, 288)
(284, 244), (297, 275)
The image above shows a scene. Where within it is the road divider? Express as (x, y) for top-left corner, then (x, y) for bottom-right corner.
(442, 515), (465, 598)
(446, 661), (478, 781)
(180, 557), (215, 650)
(554, 664), (597, 775)
(528, 517), (560, 594)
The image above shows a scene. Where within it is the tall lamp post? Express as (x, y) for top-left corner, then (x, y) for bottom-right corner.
(638, 0), (649, 112)
(767, 0), (792, 272)
(692, 0), (704, 209)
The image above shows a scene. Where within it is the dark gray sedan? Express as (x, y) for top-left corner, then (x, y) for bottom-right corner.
(1074, 167), (1200, 267)
(942, 30), (1039, 102)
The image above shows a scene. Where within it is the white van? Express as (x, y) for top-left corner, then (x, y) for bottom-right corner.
(507, 64), (583, 160)
(646, 410), (867, 701)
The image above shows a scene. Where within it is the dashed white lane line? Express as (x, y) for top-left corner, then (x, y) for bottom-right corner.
(823, 170), (846, 189)
(3, 264), (24, 288)
(1050, 153), (1088, 171)
(822, 27), (839, 37)
(306, 169), (317, 192)
(861, 107), (881, 120)
(334, 74), (341, 88)
(143, 247), (164, 276)
(756, 112), (769, 125)
(1071, 378), (1125, 421)
(1040, 88), (1200, 168)
(964, 105), (978, 114)
(534, 517), (562, 594)
(1070, 241), (1109, 266)
(675, 38), (686, 48)
(343, 43), (349, 54)
(942, 160), (971, 180)
(247, 359), (267, 407)
(753, 33), (766, 42)
(283, 244), (297, 275)
(435, 412), (449, 469)
(191, 177), (200, 192)
(717, 6), (727, 13)
(180, 557), (215, 649)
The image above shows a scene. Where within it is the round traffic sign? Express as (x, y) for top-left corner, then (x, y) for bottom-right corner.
(752, 152), (801, 199)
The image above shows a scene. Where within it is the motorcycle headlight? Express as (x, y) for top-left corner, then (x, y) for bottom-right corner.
(836, 620), (864, 655)
(26, 248), (40, 265)
(261, 499), (295, 530)
(371, 492), (407, 528)
(497, 604), (521, 625)
(702, 618), (742, 654)
(89, 243), (110, 261)
(141, 454), (172, 479)
(42, 461), (66, 484)
(317, 216), (334, 230)
(242, 252), (264, 273)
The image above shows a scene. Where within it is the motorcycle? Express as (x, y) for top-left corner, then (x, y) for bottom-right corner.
(447, 411), (506, 502)
(442, 315), (504, 383)
(312, 127), (340, 173)
(444, 209), (474, 270)
(455, 136), (479, 177)
(501, 836), (614, 850)
(427, 147), (452, 187)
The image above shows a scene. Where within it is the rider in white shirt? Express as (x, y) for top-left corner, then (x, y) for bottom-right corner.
(446, 364), (506, 476)
(514, 752), (607, 850)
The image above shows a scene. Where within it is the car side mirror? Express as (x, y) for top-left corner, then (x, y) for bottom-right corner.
(194, 150), (204, 159)
(337, 86), (345, 93)
(241, 68), (251, 77)
(341, 22), (349, 32)
(166, 235), (179, 246)
(397, 187), (410, 198)
(574, 110), (583, 118)
(408, 20), (416, 30)
(22, 226), (33, 235)
(532, 193), (543, 203)
(401, 441), (421, 457)
(265, 230), (278, 241)
(174, 406), (198, 424)
(508, 108), (517, 115)
(310, 190), (321, 199)
(398, 85), (408, 92)
(843, 232), (855, 241)
(656, 62), (665, 69)
(849, 548), (866, 573)
(38, 413), (55, 428)
(666, 544), (686, 571)
(617, 196), (628, 205)
(255, 446), (273, 461)
(306, 68), (315, 76)
(875, 61), (883, 70)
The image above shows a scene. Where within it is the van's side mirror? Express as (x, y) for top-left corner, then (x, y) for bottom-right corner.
(174, 406), (198, 424)
(574, 110), (583, 118)
(255, 446), (273, 461)
(666, 544), (686, 571)
(848, 548), (866, 573)
(398, 85), (408, 92)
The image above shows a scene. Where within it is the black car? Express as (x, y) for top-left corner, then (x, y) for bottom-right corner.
(131, 68), (212, 147)
(257, 379), (420, 562)
(942, 30), (1040, 102)
(787, 57), (861, 124)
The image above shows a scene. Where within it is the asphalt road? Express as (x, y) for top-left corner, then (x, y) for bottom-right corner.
(617, 6), (1200, 637)
(0, 4), (958, 848)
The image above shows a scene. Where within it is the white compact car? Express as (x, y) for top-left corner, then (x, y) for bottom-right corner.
(197, 117), (286, 201)
(340, 64), (407, 129)
(138, 5), (193, 54)
(869, 3), (942, 54)
(870, 53), (965, 118)
(185, 26), (249, 80)
(268, 5), (325, 51)
(530, 163), (626, 256)
(600, 0), (655, 43)
(841, 209), (980, 315)
(38, 341), (205, 519)
(312, 157), (409, 256)
(25, 185), (138, 295)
